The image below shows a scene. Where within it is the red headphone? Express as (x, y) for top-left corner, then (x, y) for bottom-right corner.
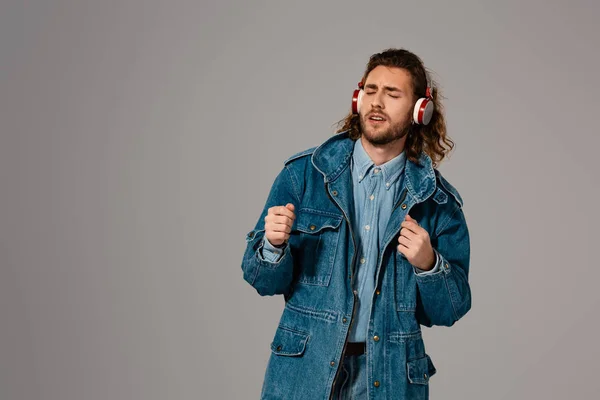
(351, 77), (435, 125)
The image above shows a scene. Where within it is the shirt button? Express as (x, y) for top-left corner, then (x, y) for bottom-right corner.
(373, 335), (379, 342)
(360, 257), (366, 264)
(374, 168), (380, 174)
(359, 175), (363, 179)
(374, 380), (380, 387)
(386, 182), (390, 187)
(370, 194), (374, 200)
(365, 225), (370, 231)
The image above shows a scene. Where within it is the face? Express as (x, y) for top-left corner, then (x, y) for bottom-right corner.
(359, 65), (416, 146)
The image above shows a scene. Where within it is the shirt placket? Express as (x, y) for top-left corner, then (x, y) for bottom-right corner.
(357, 167), (382, 294)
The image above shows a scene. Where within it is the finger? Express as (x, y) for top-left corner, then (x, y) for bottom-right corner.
(276, 205), (296, 220)
(399, 229), (417, 242)
(398, 235), (411, 248)
(397, 242), (410, 254)
(271, 231), (289, 243)
(400, 222), (420, 236)
(271, 222), (292, 234)
(272, 214), (294, 227)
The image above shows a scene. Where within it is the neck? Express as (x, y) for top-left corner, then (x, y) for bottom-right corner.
(360, 135), (406, 166)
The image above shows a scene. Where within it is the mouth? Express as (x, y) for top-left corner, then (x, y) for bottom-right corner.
(367, 114), (386, 124)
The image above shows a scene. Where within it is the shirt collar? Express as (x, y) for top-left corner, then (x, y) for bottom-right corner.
(352, 138), (406, 190)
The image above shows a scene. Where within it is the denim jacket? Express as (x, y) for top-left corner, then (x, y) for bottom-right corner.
(241, 130), (472, 400)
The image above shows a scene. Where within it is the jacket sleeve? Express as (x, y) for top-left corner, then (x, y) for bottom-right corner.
(415, 205), (472, 327)
(241, 164), (300, 297)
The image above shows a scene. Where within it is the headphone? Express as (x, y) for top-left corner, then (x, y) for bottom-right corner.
(351, 74), (435, 125)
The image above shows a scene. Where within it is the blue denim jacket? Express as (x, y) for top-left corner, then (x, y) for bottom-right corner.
(242, 130), (472, 400)
(261, 137), (442, 344)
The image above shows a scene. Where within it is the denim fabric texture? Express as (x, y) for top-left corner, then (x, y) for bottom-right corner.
(242, 130), (471, 400)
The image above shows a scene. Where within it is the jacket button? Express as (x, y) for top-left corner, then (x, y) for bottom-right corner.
(332, 190), (338, 196)
(342, 317), (347, 323)
(444, 263), (449, 269)
(375, 290), (380, 295)
(310, 225), (316, 230)
(330, 361), (336, 366)
(424, 373), (428, 379)
(276, 345), (282, 351)
(373, 335), (379, 342)
(353, 289), (358, 295)
(374, 380), (380, 387)
(401, 204), (407, 210)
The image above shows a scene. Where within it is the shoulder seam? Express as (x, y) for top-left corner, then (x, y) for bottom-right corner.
(283, 146), (317, 166)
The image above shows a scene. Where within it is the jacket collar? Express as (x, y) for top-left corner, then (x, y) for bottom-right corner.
(311, 130), (436, 204)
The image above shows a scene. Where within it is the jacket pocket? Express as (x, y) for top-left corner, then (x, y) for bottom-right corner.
(407, 354), (437, 385)
(293, 209), (343, 287)
(270, 325), (310, 357)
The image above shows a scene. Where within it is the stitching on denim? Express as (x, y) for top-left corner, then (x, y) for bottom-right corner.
(442, 270), (459, 322)
(434, 204), (460, 237)
(298, 207), (344, 219)
(285, 301), (338, 323)
(387, 330), (422, 343)
(284, 164), (301, 204)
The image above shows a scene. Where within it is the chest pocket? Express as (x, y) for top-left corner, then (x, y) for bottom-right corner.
(293, 209), (343, 287)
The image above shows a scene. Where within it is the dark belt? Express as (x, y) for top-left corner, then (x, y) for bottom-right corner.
(345, 341), (366, 356)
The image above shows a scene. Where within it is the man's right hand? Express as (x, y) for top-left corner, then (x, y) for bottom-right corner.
(264, 203), (296, 247)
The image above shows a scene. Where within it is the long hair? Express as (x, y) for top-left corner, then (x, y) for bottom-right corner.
(335, 48), (454, 168)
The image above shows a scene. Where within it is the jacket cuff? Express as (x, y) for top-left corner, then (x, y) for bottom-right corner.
(258, 236), (286, 263)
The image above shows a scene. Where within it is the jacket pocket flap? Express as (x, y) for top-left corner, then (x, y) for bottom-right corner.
(407, 354), (436, 384)
(295, 209), (343, 234)
(270, 326), (309, 356)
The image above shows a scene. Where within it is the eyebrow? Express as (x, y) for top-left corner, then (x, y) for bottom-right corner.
(364, 83), (404, 93)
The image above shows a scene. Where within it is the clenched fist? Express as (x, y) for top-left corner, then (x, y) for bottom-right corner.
(265, 203), (296, 247)
(397, 214), (436, 271)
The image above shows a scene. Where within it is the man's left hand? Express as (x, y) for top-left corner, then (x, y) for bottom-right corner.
(397, 214), (436, 271)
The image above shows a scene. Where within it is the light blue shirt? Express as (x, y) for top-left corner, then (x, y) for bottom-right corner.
(260, 139), (441, 341)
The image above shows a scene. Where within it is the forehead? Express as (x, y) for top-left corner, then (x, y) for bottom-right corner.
(365, 65), (412, 91)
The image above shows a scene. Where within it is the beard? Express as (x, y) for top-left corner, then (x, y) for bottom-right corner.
(359, 112), (412, 146)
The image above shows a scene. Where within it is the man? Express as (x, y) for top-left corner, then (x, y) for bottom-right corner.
(241, 48), (471, 400)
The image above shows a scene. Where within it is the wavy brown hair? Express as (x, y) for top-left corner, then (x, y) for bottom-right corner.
(335, 48), (454, 168)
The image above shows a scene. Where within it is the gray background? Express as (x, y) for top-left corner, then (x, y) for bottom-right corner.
(1, 0), (599, 399)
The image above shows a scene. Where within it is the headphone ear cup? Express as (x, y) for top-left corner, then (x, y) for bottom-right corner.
(352, 89), (364, 115)
(413, 97), (434, 125)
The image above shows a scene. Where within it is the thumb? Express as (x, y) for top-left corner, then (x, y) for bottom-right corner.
(405, 214), (416, 221)
(285, 203), (295, 212)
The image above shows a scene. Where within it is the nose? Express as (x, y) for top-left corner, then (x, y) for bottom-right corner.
(370, 91), (384, 109)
